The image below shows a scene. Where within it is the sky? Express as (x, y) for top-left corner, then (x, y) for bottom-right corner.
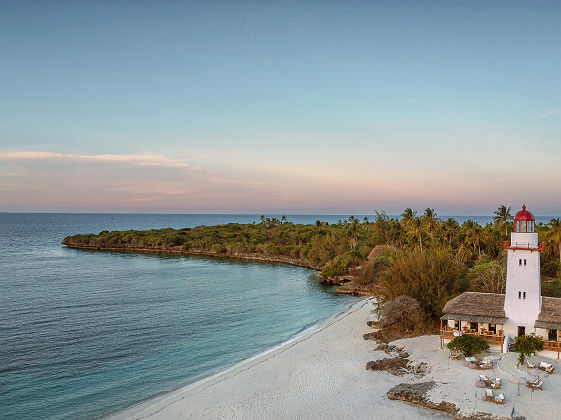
(1, 1), (560, 215)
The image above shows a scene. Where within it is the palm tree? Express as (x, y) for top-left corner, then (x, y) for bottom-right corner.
(423, 208), (438, 240)
(493, 205), (513, 236)
(547, 218), (561, 273)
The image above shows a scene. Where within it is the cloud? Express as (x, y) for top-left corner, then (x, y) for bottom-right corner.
(0, 150), (190, 167)
(538, 109), (561, 119)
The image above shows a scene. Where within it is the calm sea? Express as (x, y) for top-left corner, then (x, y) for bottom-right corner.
(0, 213), (555, 419)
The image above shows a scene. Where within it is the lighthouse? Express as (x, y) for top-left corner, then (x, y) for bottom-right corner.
(503, 205), (545, 337)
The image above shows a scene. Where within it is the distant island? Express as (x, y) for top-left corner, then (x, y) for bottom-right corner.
(63, 207), (561, 333)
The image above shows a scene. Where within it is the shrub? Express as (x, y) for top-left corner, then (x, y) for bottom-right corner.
(380, 296), (421, 330)
(467, 261), (506, 294)
(447, 335), (490, 357)
(378, 250), (463, 320)
(512, 334), (544, 365)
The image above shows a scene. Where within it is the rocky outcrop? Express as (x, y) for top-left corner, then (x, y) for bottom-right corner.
(387, 382), (518, 420)
(335, 281), (375, 296)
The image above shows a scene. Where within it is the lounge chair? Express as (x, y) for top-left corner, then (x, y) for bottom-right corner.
(449, 351), (461, 359)
(465, 356), (477, 363)
(526, 379), (543, 390)
(484, 388), (494, 401)
(479, 374), (490, 383)
(539, 362), (555, 373)
(490, 379), (501, 389)
(494, 393), (505, 404)
(526, 360), (536, 369)
(479, 360), (493, 370)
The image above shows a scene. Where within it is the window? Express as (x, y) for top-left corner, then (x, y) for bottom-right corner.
(489, 324), (497, 334)
(519, 259), (522, 266)
(518, 291), (521, 299)
(523, 292), (526, 299)
(524, 259), (527, 266)
(516, 221), (520, 232)
(549, 329), (557, 341)
(528, 221), (534, 232)
(518, 326), (526, 336)
(521, 221), (527, 232)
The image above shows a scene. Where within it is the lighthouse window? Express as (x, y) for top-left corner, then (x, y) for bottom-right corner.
(518, 291), (521, 299)
(519, 259), (522, 266)
(516, 221), (520, 232)
(524, 259), (527, 266)
(521, 221), (527, 232)
(523, 292), (526, 299)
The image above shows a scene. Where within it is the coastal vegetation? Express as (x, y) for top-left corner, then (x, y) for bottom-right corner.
(512, 334), (544, 365)
(446, 335), (490, 357)
(63, 207), (561, 331)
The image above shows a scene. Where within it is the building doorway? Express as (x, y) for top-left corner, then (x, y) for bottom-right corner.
(548, 329), (557, 341)
(488, 324), (497, 334)
(518, 326), (526, 336)
(470, 322), (479, 332)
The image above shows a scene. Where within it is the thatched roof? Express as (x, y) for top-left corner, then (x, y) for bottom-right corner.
(442, 292), (507, 324)
(535, 296), (561, 330)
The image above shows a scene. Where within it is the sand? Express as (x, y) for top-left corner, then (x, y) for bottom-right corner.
(112, 299), (440, 420)
(396, 335), (561, 420)
(113, 297), (561, 420)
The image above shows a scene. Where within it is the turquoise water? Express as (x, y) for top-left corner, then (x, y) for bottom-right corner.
(0, 214), (360, 420)
(1, 212), (556, 419)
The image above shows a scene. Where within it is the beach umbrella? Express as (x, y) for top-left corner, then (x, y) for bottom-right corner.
(508, 376), (527, 396)
(530, 369), (549, 379)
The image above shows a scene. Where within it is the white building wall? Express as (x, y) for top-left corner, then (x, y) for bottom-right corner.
(503, 231), (541, 338)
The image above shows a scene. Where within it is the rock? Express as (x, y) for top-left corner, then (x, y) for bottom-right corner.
(398, 351), (410, 358)
(387, 382), (515, 420)
(363, 332), (379, 341)
(365, 357), (409, 375)
(366, 320), (379, 327)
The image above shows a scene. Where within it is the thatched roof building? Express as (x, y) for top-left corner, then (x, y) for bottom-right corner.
(442, 291), (561, 329)
(535, 297), (561, 330)
(441, 292), (507, 324)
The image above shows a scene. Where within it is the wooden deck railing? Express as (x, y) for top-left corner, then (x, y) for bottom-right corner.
(439, 329), (504, 350)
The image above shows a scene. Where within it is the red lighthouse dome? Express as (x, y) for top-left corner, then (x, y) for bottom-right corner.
(513, 205), (535, 232)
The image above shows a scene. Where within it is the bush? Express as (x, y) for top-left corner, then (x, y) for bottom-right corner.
(378, 251), (463, 320)
(512, 334), (544, 365)
(467, 261), (506, 294)
(380, 296), (421, 330)
(447, 335), (490, 357)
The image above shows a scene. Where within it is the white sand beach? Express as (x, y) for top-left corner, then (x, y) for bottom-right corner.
(111, 297), (561, 420)
(112, 299), (441, 420)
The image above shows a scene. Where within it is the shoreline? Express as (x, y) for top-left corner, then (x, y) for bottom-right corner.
(110, 298), (440, 420)
(108, 298), (370, 419)
(62, 242), (316, 269)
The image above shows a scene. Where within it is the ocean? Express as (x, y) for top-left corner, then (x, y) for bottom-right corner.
(0, 213), (556, 419)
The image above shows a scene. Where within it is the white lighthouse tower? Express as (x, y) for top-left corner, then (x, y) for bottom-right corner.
(503, 205), (545, 338)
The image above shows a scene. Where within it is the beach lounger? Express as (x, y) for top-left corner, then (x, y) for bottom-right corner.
(490, 379), (501, 389)
(526, 379), (543, 390)
(479, 360), (493, 370)
(494, 393), (505, 404)
(449, 351), (461, 359)
(539, 362), (554, 373)
(484, 389), (494, 401)
(479, 374), (489, 382)
(465, 356), (477, 363)
(526, 360), (536, 369)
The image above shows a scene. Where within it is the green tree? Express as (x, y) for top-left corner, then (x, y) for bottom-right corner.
(378, 251), (461, 320)
(467, 261), (506, 294)
(512, 334), (544, 365)
(447, 335), (490, 357)
(493, 205), (513, 236)
(546, 218), (561, 274)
